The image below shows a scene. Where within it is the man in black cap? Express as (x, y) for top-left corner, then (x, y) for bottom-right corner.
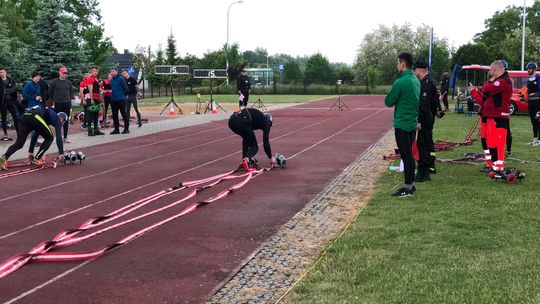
(413, 61), (439, 182)
(440, 70), (449, 111)
(237, 69), (251, 109)
(228, 108), (277, 168)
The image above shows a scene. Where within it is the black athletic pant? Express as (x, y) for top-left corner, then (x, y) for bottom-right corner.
(82, 104), (89, 127)
(417, 116), (434, 174)
(126, 94), (141, 122)
(239, 91), (249, 108)
(0, 100), (20, 135)
(395, 128), (416, 185)
(228, 110), (257, 159)
(111, 99), (129, 131)
(103, 96), (111, 122)
(54, 103), (71, 139)
(528, 99), (540, 138)
(4, 113), (52, 160)
(441, 91), (449, 110)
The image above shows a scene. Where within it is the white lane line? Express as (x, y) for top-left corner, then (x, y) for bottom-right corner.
(289, 109), (385, 160)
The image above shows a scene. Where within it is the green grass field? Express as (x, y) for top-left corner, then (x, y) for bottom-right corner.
(138, 95), (337, 105)
(289, 111), (540, 304)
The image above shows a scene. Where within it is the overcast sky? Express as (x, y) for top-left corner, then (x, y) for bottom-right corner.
(100, 0), (528, 65)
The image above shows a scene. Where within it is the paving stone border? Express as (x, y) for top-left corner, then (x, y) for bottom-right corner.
(209, 129), (395, 304)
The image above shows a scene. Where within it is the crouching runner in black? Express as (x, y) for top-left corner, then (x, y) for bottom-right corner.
(0, 107), (66, 170)
(228, 108), (277, 168)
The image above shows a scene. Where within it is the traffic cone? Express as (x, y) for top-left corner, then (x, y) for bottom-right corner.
(169, 103), (175, 116)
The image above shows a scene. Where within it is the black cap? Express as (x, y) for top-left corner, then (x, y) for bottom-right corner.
(413, 61), (429, 69)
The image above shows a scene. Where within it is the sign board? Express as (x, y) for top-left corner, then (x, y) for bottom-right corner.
(154, 65), (190, 75)
(193, 69), (228, 79)
(279, 64), (284, 72)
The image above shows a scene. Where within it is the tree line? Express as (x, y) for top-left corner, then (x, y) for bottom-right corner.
(353, 1), (540, 88)
(0, 0), (114, 85)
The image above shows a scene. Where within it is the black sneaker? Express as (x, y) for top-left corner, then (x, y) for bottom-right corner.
(88, 130), (96, 137)
(415, 173), (431, 182)
(1, 135), (12, 141)
(392, 187), (415, 197)
(110, 129), (120, 135)
(138, 121), (142, 128)
(121, 129), (130, 134)
(94, 130), (105, 136)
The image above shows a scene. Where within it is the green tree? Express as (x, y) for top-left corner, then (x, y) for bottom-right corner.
(451, 43), (493, 67)
(474, 2), (540, 69)
(367, 67), (379, 93)
(283, 60), (302, 84)
(304, 53), (335, 85)
(353, 23), (445, 85)
(335, 65), (355, 84)
(82, 24), (114, 68)
(416, 43), (451, 80)
(0, 20), (30, 83)
(165, 32), (178, 65)
(27, 0), (88, 80)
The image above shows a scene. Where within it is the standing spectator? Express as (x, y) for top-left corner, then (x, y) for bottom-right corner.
(109, 68), (130, 134)
(0, 67), (19, 141)
(49, 66), (73, 143)
(23, 71), (43, 109)
(525, 62), (540, 145)
(384, 53), (420, 197)
(122, 69), (142, 127)
(469, 61), (512, 173)
(440, 70), (449, 111)
(413, 62), (439, 182)
(85, 66), (104, 136)
(100, 73), (113, 127)
(237, 69), (251, 109)
(79, 72), (89, 129)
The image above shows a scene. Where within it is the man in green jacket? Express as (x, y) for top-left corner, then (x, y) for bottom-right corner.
(385, 53), (420, 197)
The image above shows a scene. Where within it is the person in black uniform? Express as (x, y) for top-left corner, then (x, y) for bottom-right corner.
(0, 67), (19, 141)
(525, 62), (540, 145)
(228, 108), (277, 167)
(0, 107), (67, 170)
(413, 62), (439, 182)
(440, 70), (449, 111)
(237, 69), (251, 109)
(122, 69), (142, 127)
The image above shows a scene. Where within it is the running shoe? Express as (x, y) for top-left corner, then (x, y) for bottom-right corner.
(391, 186), (416, 197)
(1, 135), (12, 141)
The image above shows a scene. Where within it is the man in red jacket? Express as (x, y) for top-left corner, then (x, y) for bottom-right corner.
(469, 60), (512, 173)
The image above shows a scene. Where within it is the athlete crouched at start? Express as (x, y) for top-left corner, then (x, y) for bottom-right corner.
(0, 107), (66, 170)
(228, 108), (277, 169)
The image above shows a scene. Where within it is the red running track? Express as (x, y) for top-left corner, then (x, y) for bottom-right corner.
(0, 96), (392, 304)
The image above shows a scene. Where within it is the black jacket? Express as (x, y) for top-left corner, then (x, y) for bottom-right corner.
(440, 75), (449, 93)
(1, 77), (17, 103)
(39, 79), (49, 102)
(418, 74), (439, 123)
(237, 75), (251, 93)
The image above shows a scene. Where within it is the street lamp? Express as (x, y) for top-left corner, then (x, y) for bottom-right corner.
(521, 0), (526, 71)
(226, 0), (243, 85)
